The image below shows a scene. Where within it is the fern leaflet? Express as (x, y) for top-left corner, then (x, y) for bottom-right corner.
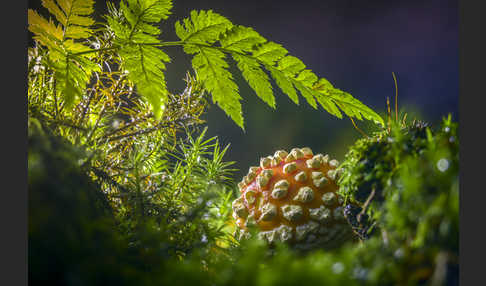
(176, 10), (384, 128)
(175, 11), (245, 128)
(107, 0), (173, 119)
(28, 0), (98, 107)
(221, 26), (275, 108)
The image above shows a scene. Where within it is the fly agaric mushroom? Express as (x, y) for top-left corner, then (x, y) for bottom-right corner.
(232, 147), (355, 251)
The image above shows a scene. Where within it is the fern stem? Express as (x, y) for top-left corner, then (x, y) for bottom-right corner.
(70, 41), (185, 57)
(137, 41), (185, 47)
(71, 47), (119, 56)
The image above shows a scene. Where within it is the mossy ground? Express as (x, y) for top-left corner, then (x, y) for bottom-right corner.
(28, 115), (458, 285)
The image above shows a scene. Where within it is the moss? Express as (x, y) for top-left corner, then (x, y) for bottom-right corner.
(28, 114), (459, 285)
(336, 115), (459, 284)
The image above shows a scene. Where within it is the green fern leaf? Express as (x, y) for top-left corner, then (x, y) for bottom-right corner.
(109, 0), (173, 119)
(293, 81), (317, 109)
(316, 97), (343, 118)
(220, 25), (266, 51)
(28, 9), (64, 49)
(331, 90), (383, 124)
(51, 52), (98, 107)
(28, 0), (98, 109)
(193, 47), (244, 129)
(311, 78), (342, 117)
(175, 10), (244, 127)
(42, 0), (95, 39)
(175, 10), (232, 43)
(121, 44), (171, 119)
(177, 9), (383, 128)
(221, 26), (274, 108)
(277, 55), (306, 77)
(253, 41), (288, 65)
(233, 54), (275, 108)
(252, 42), (317, 106)
(266, 65), (299, 104)
(41, 0), (67, 26)
(313, 78), (384, 125)
(293, 70), (319, 108)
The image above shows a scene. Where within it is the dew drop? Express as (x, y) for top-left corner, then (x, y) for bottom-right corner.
(332, 262), (344, 274)
(437, 158), (449, 172)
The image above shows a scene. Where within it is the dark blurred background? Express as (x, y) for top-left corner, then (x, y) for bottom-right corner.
(28, 0), (458, 180)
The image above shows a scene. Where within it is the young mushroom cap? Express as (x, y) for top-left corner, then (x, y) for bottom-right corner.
(232, 147), (356, 250)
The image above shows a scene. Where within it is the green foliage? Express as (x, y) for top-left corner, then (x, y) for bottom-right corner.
(28, 108), (459, 286)
(28, 1), (457, 285)
(175, 11), (384, 128)
(28, 0), (99, 107)
(28, 0), (382, 129)
(28, 0), (239, 271)
(29, 117), (133, 285)
(338, 116), (458, 230)
(109, 127), (238, 256)
(176, 11), (243, 127)
(27, 1), (242, 265)
(336, 115), (459, 284)
(106, 0), (173, 119)
(28, 113), (239, 284)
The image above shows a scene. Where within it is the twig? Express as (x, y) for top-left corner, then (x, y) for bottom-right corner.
(357, 187), (375, 223)
(105, 119), (184, 142)
(50, 119), (87, 132)
(91, 166), (130, 195)
(86, 103), (107, 143)
(78, 87), (95, 125)
(100, 113), (151, 139)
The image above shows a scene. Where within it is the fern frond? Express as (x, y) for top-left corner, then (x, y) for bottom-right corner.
(221, 26), (275, 108)
(192, 47), (244, 129)
(108, 0), (173, 119)
(252, 41), (288, 65)
(176, 10), (385, 128)
(28, 0), (98, 109)
(175, 10), (244, 127)
(42, 0), (95, 39)
(220, 26), (266, 51)
(41, 0), (67, 26)
(28, 10), (64, 50)
(48, 52), (98, 107)
(120, 44), (171, 118)
(313, 78), (383, 124)
(175, 10), (232, 44)
(233, 54), (275, 108)
(266, 66), (299, 104)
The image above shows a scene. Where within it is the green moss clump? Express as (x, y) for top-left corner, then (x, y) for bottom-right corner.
(338, 116), (456, 235)
(336, 115), (459, 284)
